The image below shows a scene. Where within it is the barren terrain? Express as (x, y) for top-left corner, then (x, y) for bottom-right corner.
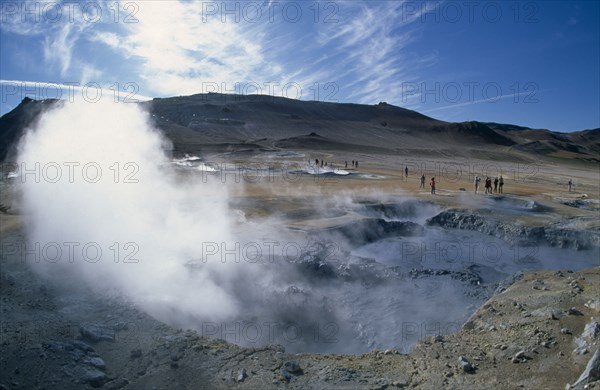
(1, 95), (599, 389)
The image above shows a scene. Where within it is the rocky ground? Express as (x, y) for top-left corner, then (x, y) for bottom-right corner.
(1, 217), (598, 389)
(1, 143), (599, 389)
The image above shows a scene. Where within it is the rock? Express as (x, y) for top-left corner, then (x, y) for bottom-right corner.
(551, 310), (563, 320)
(279, 361), (302, 382)
(570, 349), (600, 388)
(113, 322), (129, 331)
(584, 298), (600, 312)
(237, 368), (247, 383)
(83, 367), (108, 388)
(561, 328), (572, 335)
(458, 356), (475, 373)
(130, 349), (142, 359)
(86, 357), (106, 370)
(80, 324), (116, 342)
(568, 307), (584, 316)
(283, 361), (302, 374)
(327, 219), (425, 247)
(103, 378), (130, 390)
(581, 321), (600, 341)
(63, 352), (109, 388)
(170, 353), (181, 361)
(573, 320), (600, 359)
(71, 340), (94, 352)
(512, 350), (528, 363)
(280, 367), (292, 382)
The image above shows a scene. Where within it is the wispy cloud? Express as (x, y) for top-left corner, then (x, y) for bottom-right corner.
(2, 1), (98, 81)
(2, 0), (433, 104)
(42, 24), (78, 76)
(307, 1), (427, 104)
(0, 79), (153, 102)
(96, 1), (284, 96)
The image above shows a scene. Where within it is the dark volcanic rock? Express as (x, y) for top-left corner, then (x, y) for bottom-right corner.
(406, 268), (482, 286)
(283, 361), (302, 374)
(324, 218), (424, 246)
(359, 200), (437, 220)
(426, 209), (599, 250)
(80, 324), (116, 342)
(459, 356), (476, 373)
(292, 252), (337, 280)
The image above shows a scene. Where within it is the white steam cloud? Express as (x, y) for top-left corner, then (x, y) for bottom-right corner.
(17, 100), (248, 322)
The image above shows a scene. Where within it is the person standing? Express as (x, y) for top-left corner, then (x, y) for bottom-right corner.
(430, 177), (436, 194)
(484, 177), (492, 194)
(494, 177), (499, 192)
(405, 166), (408, 181)
(499, 175), (504, 193)
(420, 174), (425, 189)
(568, 179), (573, 192)
(474, 176), (480, 193)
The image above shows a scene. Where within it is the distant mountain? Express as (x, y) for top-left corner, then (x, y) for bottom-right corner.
(0, 97), (62, 161)
(0, 94), (598, 162)
(484, 122), (600, 160)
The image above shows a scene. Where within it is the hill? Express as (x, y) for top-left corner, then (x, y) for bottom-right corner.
(1, 94), (598, 162)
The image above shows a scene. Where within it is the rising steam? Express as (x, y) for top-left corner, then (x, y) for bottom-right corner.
(17, 100), (247, 322)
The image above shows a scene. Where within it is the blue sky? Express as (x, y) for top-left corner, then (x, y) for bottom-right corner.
(1, 0), (598, 132)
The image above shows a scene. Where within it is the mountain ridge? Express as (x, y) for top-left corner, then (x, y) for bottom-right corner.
(0, 94), (598, 162)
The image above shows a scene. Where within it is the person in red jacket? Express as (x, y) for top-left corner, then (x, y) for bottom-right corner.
(430, 177), (436, 194)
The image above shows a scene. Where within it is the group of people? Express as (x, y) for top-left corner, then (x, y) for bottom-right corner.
(312, 159), (358, 169)
(474, 175), (504, 194)
(417, 174), (436, 194)
(414, 172), (505, 196)
(307, 160), (578, 197)
(405, 166), (433, 193)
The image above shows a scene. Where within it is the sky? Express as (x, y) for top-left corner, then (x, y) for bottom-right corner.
(0, 0), (598, 132)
